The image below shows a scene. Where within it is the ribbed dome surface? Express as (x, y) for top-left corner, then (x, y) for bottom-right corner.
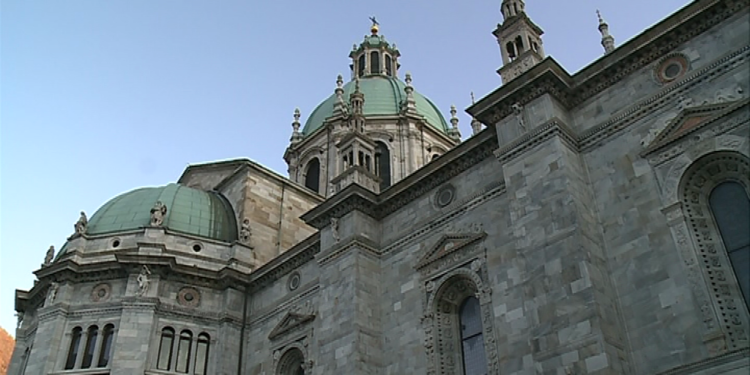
(85, 183), (237, 242)
(302, 76), (449, 136)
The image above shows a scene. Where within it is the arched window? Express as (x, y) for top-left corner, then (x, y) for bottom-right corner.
(64, 327), (83, 370)
(459, 297), (488, 375)
(374, 141), (391, 190)
(680, 151), (750, 350)
(176, 330), (193, 373)
(97, 324), (115, 367)
(304, 158), (321, 193)
(81, 325), (98, 368)
(157, 327), (175, 370)
(277, 348), (305, 375)
(709, 182), (750, 307)
(358, 55), (365, 77)
(424, 273), (498, 374)
(514, 35), (524, 55)
(506, 42), (516, 60)
(385, 55), (393, 76)
(370, 51), (380, 74)
(194, 333), (210, 375)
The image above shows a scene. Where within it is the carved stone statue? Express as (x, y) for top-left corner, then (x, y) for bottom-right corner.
(46, 282), (59, 305)
(511, 103), (526, 132)
(136, 265), (151, 296)
(43, 245), (55, 267)
(330, 217), (340, 243)
(239, 218), (252, 244)
(150, 201), (167, 226)
(15, 311), (24, 329)
(74, 211), (88, 235)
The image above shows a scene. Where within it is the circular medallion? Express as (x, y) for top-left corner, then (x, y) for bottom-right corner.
(288, 272), (301, 291)
(435, 184), (456, 208)
(654, 53), (689, 84)
(91, 283), (111, 302)
(177, 287), (201, 308)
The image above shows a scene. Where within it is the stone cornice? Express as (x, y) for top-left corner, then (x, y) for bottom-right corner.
(301, 127), (499, 229)
(656, 348), (750, 375)
(315, 235), (382, 266)
(247, 232), (320, 293)
(494, 118), (579, 165)
(469, 0), (748, 124)
(177, 158), (324, 202)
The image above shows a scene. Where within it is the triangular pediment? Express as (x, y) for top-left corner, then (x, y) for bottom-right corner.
(642, 97), (748, 156)
(416, 232), (487, 270)
(268, 311), (315, 341)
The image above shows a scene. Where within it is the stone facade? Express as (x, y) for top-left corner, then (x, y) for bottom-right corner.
(7, 1), (750, 375)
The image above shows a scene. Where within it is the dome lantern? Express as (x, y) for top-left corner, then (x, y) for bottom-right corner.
(349, 17), (401, 79)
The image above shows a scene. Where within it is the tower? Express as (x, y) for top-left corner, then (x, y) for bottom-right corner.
(493, 0), (546, 84)
(597, 10), (616, 54)
(283, 19), (460, 198)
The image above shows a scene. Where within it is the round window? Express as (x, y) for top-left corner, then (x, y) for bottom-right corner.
(435, 184), (456, 208)
(663, 63), (681, 79)
(288, 272), (301, 291)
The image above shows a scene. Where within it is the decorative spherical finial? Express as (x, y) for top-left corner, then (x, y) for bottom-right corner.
(336, 74), (344, 88)
(294, 108), (301, 122)
(369, 16), (379, 35)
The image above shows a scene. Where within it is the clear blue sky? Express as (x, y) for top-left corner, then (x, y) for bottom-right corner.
(1, 0), (692, 335)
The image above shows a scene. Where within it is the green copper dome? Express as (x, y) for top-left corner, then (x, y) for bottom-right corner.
(301, 76), (449, 136)
(86, 183), (237, 242)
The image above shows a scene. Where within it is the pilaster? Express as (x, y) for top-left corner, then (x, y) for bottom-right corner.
(498, 135), (630, 374)
(24, 307), (68, 374)
(314, 210), (383, 374)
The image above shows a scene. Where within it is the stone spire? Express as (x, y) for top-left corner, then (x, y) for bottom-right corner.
(494, 0), (546, 84)
(448, 105), (462, 141)
(597, 10), (616, 54)
(333, 74), (347, 116)
(402, 72), (418, 115)
(470, 92), (483, 136)
(290, 108), (302, 144)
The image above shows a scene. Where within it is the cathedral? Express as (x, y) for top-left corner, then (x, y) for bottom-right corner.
(7, 0), (750, 374)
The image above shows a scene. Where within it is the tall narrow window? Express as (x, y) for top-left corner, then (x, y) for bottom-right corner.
(358, 55), (365, 77)
(194, 333), (210, 375)
(65, 327), (83, 370)
(375, 141), (391, 189)
(459, 296), (488, 375)
(385, 55), (393, 76)
(157, 327), (175, 370)
(81, 325), (98, 368)
(304, 158), (320, 193)
(506, 42), (516, 60)
(514, 35), (525, 54)
(709, 181), (750, 308)
(97, 324), (115, 367)
(175, 330), (193, 373)
(370, 51), (380, 74)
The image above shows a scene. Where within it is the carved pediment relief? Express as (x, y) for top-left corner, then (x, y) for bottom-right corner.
(416, 230), (487, 271)
(268, 309), (315, 341)
(641, 93), (748, 156)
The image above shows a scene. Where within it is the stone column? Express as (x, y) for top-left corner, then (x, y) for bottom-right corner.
(23, 308), (68, 374)
(314, 210), (383, 375)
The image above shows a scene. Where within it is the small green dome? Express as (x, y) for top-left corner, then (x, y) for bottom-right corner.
(86, 183), (237, 242)
(301, 76), (449, 136)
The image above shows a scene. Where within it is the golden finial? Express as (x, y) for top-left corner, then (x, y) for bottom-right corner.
(369, 16), (379, 35)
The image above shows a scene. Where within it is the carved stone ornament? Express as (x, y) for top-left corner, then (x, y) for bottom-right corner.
(677, 151), (750, 350)
(268, 301), (316, 341)
(15, 311), (24, 329)
(177, 287), (201, 308)
(136, 265), (151, 297)
(330, 217), (340, 243)
(511, 102), (526, 131)
(150, 201), (168, 226)
(415, 230), (487, 273)
(42, 245), (55, 267)
(421, 268), (500, 374)
(74, 211), (88, 235)
(239, 218), (252, 244)
(91, 283), (112, 302)
(46, 282), (59, 306)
